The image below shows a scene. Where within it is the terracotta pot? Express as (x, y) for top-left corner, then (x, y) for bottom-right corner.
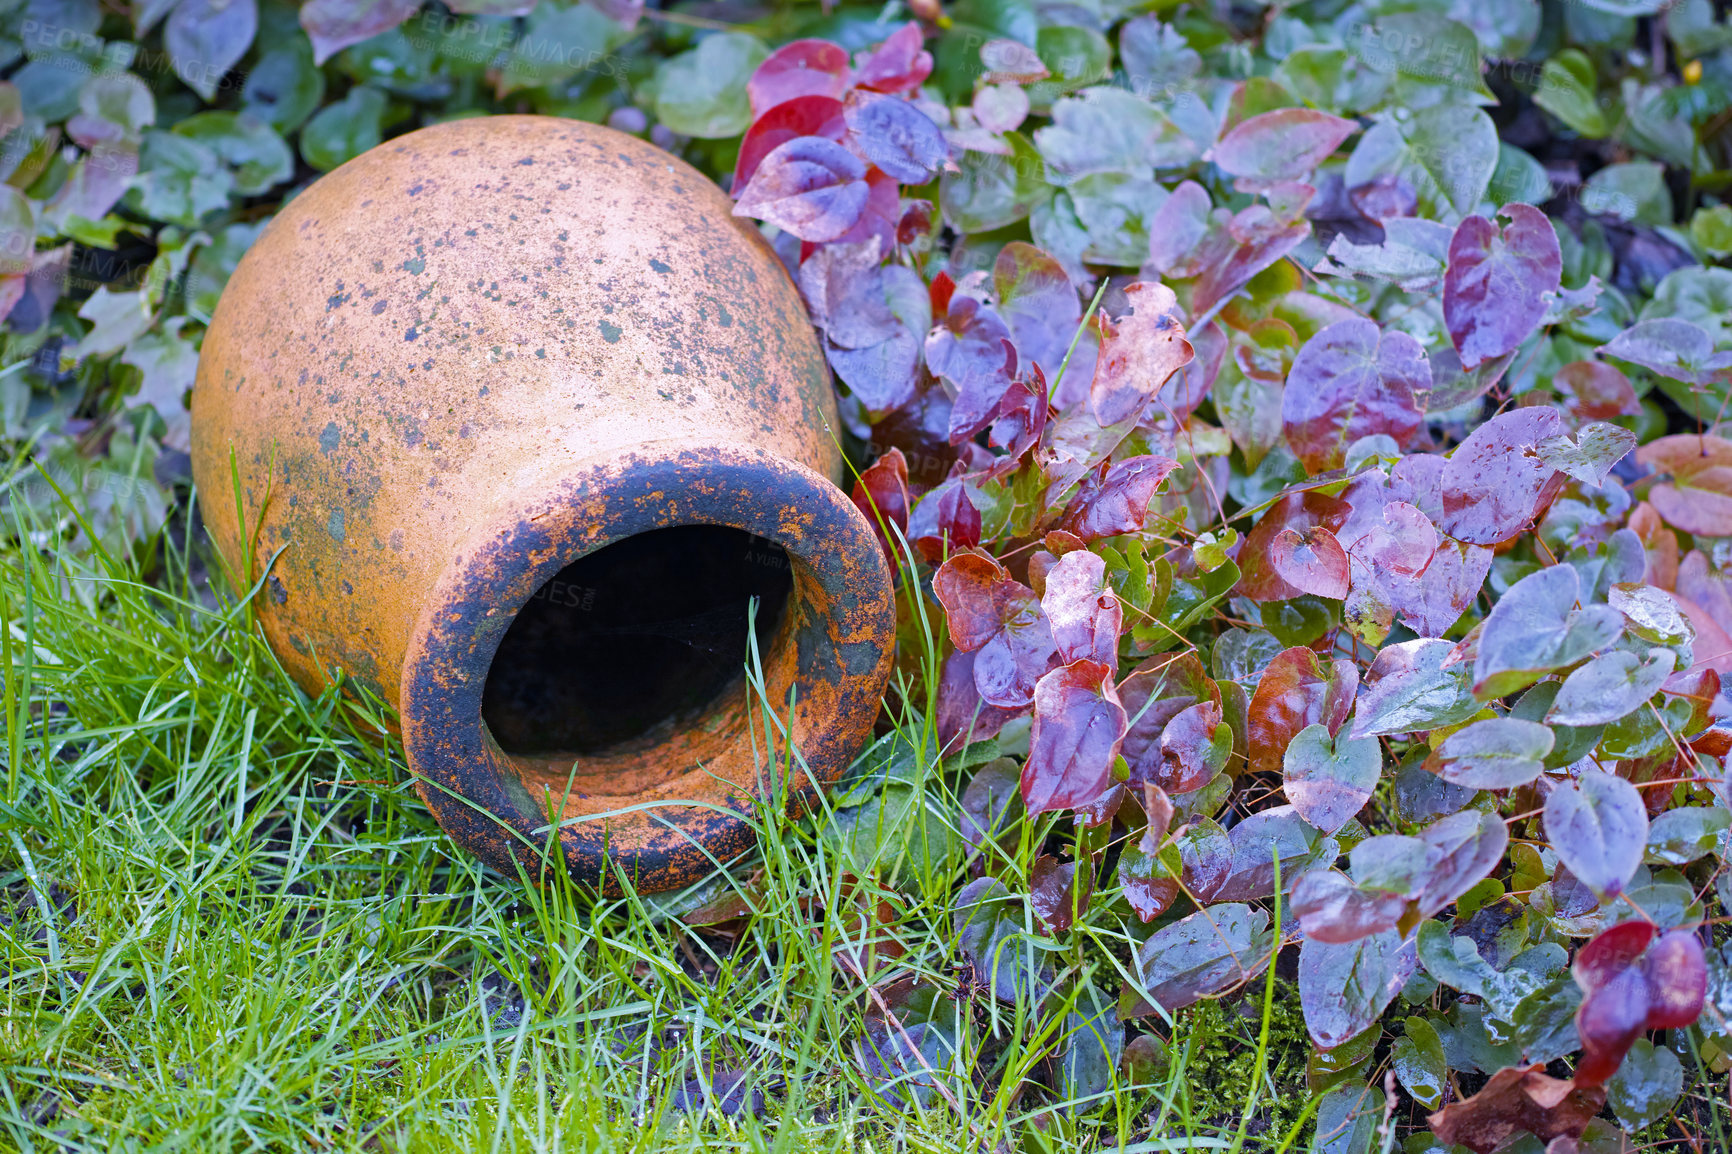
(190, 116), (895, 893)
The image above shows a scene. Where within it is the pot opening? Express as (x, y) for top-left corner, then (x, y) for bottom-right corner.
(479, 525), (794, 757)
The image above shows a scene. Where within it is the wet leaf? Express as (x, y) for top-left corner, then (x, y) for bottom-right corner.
(1537, 422), (1639, 487)
(1605, 1037), (1682, 1132)
(1209, 107), (1356, 184)
(1041, 550), (1121, 670)
(1030, 853), (1092, 935)
(1057, 455), (1181, 542)
(1300, 930), (1416, 1048)
(1292, 867), (1406, 943)
(1134, 903), (1273, 1013)
(655, 32), (769, 138)
(1281, 318), (1429, 473)
(1269, 526), (1350, 600)
(1155, 700), (1231, 794)
(854, 22), (931, 94)
(1246, 645), (1358, 777)
(1554, 361), (1641, 423)
(933, 552), (1059, 708)
(1284, 723), (1381, 835)
(1089, 282), (1195, 427)
(733, 95), (846, 190)
(1352, 638), (1481, 738)
(1543, 770), (1647, 900)
(1212, 805), (1326, 902)
(1473, 564), (1624, 700)
(1602, 319), (1732, 389)
(1394, 1017), (1449, 1109)
(1414, 810), (1510, 917)
(1236, 491), (1351, 602)
(1425, 718), (1554, 790)
(733, 136), (869, 242)
(1055, 980), (1123, 1109)
(1646, 805), (1729, 865)
(1024, 660), (1127, 813)
(1428, 1065), (1606, 1153)
(1573, 923), (1706, 1085)
(1440, 408), (1570, 545)
(959, 756), (1024, 859)
(1546, 649), (1674, 726)
(1443, 204), (1563, 369)
(1315, 1081), (1386, 1154)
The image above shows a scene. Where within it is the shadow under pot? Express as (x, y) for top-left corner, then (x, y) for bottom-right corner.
(189, 115), (896, 894)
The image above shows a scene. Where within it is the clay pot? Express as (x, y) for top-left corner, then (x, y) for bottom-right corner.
(190, 116), (895, 893)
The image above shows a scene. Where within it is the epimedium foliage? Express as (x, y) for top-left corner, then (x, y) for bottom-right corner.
(720, 15), (1732, 1152)
(4, 0), (1732, 1147)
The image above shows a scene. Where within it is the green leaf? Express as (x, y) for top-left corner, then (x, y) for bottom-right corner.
(1605, 1038), (1683, 1131)
(1351, 638), (1481, 739)
(1645, 806), (1731, 866)
(174, 111), (294, 196)
(241, 41), (327, 133)
(498, 3), (625, 96)
(299, 86), (387, 172)
(1392, 1017), (1447, 1108)
(1026, 25), (1111, 109)
(1581, 161), (1673, 228)
(1272, 45), (1391, 115)
(166, 0), (259, 102)
(1346, 104), (1499, 222)
(1691, 204), (1732, 258)
(653, 32), (767, 139)
(1310, 1081), (1384, 1154)
(1034, 86), (1197, 182)
(1533, 49), (1610, 137)
(941, 131), (1050, 234)
(1472, 564), (1624, 700)
(129, 131), (235, 227)
(1350, 13), (1492, 104)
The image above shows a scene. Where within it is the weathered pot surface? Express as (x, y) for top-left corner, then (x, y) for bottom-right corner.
(190, 115), (895, 894)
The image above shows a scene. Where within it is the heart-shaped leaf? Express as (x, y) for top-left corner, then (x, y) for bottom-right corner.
(1545, 648), (1676, 726)
(1543, 769), (1648, 900)
(1425, 717), (1554, 790)
(1443, 203), (1563, 369)
(1352, 638), (1481, 738)
(1473, 564), (1624, 700)
(1281, 318), (1429, 474)
(1246, 646), (1358, 776)
(1284, 722), (1382, 835)
(1024, 660), (1128, 813)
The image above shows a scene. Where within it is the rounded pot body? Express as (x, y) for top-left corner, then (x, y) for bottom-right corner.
(191, 115), (895, 893)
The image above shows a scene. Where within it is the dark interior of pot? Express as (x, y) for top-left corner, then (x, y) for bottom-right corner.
(479, 525), (794, 757)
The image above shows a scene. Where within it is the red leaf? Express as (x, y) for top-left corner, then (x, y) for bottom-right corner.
(986, 365), (1048, 475)
(1281, 318), (1429, 474)
(1156, 700), (1231, 794)
(733, 136), (869, 243)
(1428, 1066), (1606, 1154)
(1572, 923), (1707, 1087)
(1041, 550), (1121, 670)
(1089, 282), (1195, 427)
(1025, 661), (1127, 813)
(844, 90), (947, 184)
(934, 481), (982, 552)
(1030, 854), (1092, 934)
(851, 448), (910, 563)
(932, 553), (1059, 708)
(1554, 361), (1640, 422)
(1270, 526), (1351, 600)
(1292, 869), (1405, 943)
(733, 95), (846, 190)
(1119, 652), (1219, 790)
(1635, 434), (1732, 538)
(1235, 491), (1351, 602)
(853, 22), (932, 94)
(1443, 203), (1563, 370)
(1439, 407), (1569, 545)
(936, 648), (1027, 752)
(748, 39), (851, 120)
(1209, 108), (1357, 185)
(1057, 455), (1181, 541)
(1245, 646), (1358, 777)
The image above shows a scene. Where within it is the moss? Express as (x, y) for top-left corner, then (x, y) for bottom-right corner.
(1170, 980), (1314, 1142)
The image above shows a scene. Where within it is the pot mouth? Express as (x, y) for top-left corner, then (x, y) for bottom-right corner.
(399, 440), (893, 893)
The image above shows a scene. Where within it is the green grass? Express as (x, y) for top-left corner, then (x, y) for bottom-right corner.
(0, 474), (1329, 1153)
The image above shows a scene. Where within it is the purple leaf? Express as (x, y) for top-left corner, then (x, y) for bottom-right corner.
(843, 90), (948, 183)
(1443, 204), (1563, 369)
(1281, 318), (1429, 474)
(1424, 717), (1553, 790)
(1299, 930), (1416, 1049)
(1439, 407), (1570, 545)
(1024, 660), (1128, 813)
(300, 0), (420, 65)
(1543, 768), (1647, 900)
(732, 136), (869, 243)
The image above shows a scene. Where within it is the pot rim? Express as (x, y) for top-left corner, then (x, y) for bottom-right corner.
(398, 436), (893, 893)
